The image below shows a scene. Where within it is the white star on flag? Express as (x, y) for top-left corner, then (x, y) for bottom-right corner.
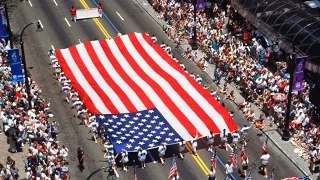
(148, 143), (155, 147)
(120, 137), (126, 140)
(126, 144), (132, 149)
(121, 128), (126, 131)
(138, 132), (144, 136)
(112, 115), (118, 119)
(112, 134), (118, 138)
(116, 131), (122, 135)
(138, 123), (144, 126)
(125, 134), (131, 137)
(174, 138), (180, 141)
(168, 133), (175, 136)
(159, 122), (165, 125)
(133, 126), (139, 130)
(150, 120), (156, 124)
(112, 125), (118, 129)
(154, 116), (159, 119)
(151, 131), (156, 134)
(165, 138), (171, 142)
(145, 114), (151, 118)
(108, 129), (114, 132)
(108, 119), (114, 123)
(138, 142), (145, 145)
(124, 114), (130, 118)
(155, 136), (161, 139)
(116, 140), (122, 144)
(129, 121), (135, 124)
(146, 125), (152, 128)
(163, 127), (169, 131)
(141, 119), (147, 122)
(125, 124), (131, 128)
(120, 118), (126, 122)
(129, 139), (135, 143)
(147, 134), (153, 137)
(129, 130), (135, 134)
(116, 122), (122, 125)
(99, 115), (105, 119)
(148, 110), (154, 113)
(143, 137), (149, 141)
(155, 126), (161, 129)
(133, 117), (139, 120)
(160, 131), (166, 135)
(136, 112), (142, 116)
(142, 129), (148, 132)
(133, 136), (139, 139)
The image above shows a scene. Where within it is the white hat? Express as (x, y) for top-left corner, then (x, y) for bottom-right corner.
(49, 138), (54, 142)
(63, 82), (68, 86)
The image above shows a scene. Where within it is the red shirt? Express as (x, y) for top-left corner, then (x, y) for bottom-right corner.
(70, 8), (76, 15)
(98, 4), (102, 10)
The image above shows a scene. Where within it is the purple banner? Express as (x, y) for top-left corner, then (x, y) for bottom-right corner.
(197, 0), (205, 12)
(292, 56), (307, 92)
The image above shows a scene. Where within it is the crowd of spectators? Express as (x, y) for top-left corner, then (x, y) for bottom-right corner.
(0, 40), (70, 179)
(151, 0), (319, 166)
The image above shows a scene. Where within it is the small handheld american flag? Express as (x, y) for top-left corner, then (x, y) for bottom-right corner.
(230, 150), (237, 168)
(262, 137), (268, 155)
(240, 145), (246, 162)
(269, 166), (275, 180)
(132, 160), (137, 180)
(210, 149), (217, 170)
(168, 157), (178, 179)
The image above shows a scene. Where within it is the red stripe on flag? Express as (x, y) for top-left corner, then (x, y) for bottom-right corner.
(68, 46), (118, 113)
(113, 36), (199, 136)
(55, 49), (100, 114)
(128, 33), (221, 134)
(98, 40), (155, 110)
(141, 33), (238, 132)
(83, 41), (137, 112)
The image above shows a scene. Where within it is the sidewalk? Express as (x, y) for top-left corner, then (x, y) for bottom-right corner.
(0, 132), (28, 179)
(135, 0), (316, 179)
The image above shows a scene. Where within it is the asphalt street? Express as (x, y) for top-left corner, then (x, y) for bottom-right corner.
(9, 0), (306, 179)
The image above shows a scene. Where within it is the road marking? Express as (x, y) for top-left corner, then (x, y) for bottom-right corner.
(80, 0), (110, 38)
(38, 20), (44, 29)
(147, 150), (157, 163)
(116, 11), (124, 21)
(28, 0), (33, 7)
(78, 39), (82, 43)
(185, 142), (211, 175)
(51, 45), (55, 50)
(64, 18), (71, 27)
(53, 0), (58, 6)
(115, 169), (119, 177)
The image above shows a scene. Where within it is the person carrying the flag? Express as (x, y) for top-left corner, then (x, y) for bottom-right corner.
(102, 140), (114, 155)
(115, 149), (129, 171)
(88, 119), (99, 143)
(231, 130), (240, 148)
(177, 140), (186, 160)
(220, 129), (228, 151)
(207, 131), (215, 152)
(241, 154), (249, 177)
(191, 131), (199, 155)
(260, 151), (270, 178)
(138, 147), (147, 169)
(158, 142), (167, 165)
(104, 152), (117, 175)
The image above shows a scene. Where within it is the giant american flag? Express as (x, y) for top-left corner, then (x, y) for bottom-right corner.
(55, 32), (237, 152)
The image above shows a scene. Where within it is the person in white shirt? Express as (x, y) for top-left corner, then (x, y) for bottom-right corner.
(158, 142), (167, 165)
(207, 131), (215, 152)
(225, 160), (233, 180)
(231, 131), (240, 146)
(260, 151), (270, 178)
(220, 129), (228, 151)
(60, 145), (69, 161)
(104, 152), (117, 175)
(138, 148), (147, 169)
(103, 141), (114, 155)
(151, 35), (157, 43)
(115, 149), (129, 171)
(72, 98), (83, 110)
(178, 140), (186, 160)
(88, 120), (99, 143)
(191, 132), (198, 155)
(196, 75), (203, 84)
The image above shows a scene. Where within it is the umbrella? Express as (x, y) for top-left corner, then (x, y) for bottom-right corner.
(5, 127), (18, 136)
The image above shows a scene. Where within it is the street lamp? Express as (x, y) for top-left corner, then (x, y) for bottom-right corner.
(20, 20), (43, 109)
(275, 37), (296, 141)
(191, 0), (198, 50)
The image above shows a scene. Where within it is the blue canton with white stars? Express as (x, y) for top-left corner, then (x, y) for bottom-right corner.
(96, 108), (182, 153)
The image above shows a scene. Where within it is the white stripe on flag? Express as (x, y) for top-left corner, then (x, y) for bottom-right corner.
(60, 48), (110, 113)
(120, 35), (210, 136)
(90, 41), (147, 111)
(76, 43), (129, 113)
(135, 33), (231, 133)
(106, 39), (192, 140)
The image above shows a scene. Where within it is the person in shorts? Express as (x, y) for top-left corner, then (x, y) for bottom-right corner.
(260, 151), (270, 178)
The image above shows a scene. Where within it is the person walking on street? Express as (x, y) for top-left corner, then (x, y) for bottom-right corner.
(98, 3), (103, 18)
(158, 142), (167, 165)
(220, 129), (228, 151)
(191, 132), (198, 155)
(241, 155), (249, 177)
(260, 151), (270, 178)
(88, 119), (99, 143)
(115, 149), (129, 171)
(207, 131), (215, 152)
(178, 140), (186, 160)
(208, 170), (215, 180)
(231, 131), (240, 148)
(77, 147), (85, 168)
(225, 160), (234, 180)
(104, 152), (116, 172)
(70, 6), (77, 22)
(138, 147), (147, 169)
